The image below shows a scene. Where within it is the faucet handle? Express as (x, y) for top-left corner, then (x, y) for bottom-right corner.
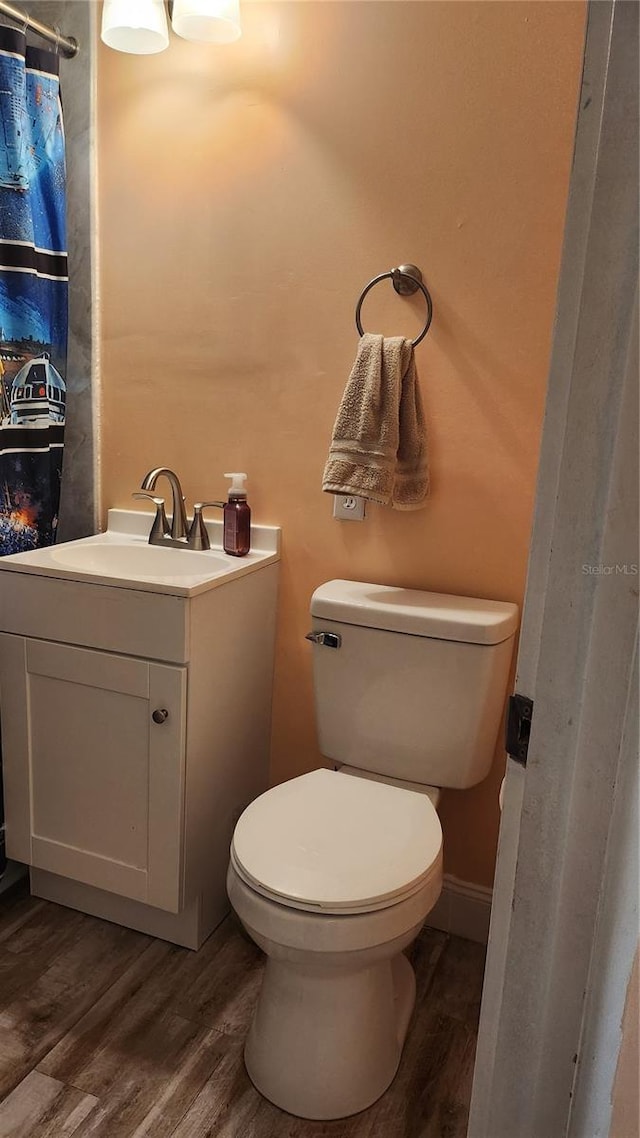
(133, 491), (164, 505)
(132, 492), (170, 543)
(188, 501), (224, 551)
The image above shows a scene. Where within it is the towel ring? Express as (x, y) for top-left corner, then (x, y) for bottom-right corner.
(355, 264), (433, 348)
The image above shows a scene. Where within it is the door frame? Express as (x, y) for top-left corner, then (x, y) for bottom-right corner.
(468, 3), (639, 1135)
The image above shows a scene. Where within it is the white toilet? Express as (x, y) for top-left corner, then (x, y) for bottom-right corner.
(227, 580), (518, 1121)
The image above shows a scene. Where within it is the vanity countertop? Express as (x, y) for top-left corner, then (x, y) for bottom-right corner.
(0, 509), (281, 598)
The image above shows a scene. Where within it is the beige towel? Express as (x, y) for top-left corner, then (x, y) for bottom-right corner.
(322, 333), (429, 509)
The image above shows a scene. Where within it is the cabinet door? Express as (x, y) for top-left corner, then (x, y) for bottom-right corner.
(0, 634), (186, 913)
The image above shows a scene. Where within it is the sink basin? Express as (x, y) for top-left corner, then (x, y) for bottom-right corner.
(0, 508), (281, 597)
(51, 542), (231, 584)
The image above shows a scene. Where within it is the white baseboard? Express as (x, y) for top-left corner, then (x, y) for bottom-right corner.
(425, 874), (493, 944)
(30, 868), (212, 950)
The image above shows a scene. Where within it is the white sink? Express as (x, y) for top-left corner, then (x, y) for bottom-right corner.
(0, 508), (281, 597)
(51, 541), (231, 585)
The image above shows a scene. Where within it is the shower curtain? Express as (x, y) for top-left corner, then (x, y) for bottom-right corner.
(0, 24), (67, 552)
(0, 24), (68, 875)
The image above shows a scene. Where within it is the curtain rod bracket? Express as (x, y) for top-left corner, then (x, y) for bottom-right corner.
(0, 1), (78, 58)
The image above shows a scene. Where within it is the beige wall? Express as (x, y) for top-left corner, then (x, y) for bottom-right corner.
(98, 1), (585, 887)
(610, 947), (640, 1138)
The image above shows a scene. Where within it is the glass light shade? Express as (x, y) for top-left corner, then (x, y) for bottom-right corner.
(101, 0), (169, 55)
(171, 0), (242, 44)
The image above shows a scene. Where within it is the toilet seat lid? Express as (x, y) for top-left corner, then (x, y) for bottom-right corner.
(230, 768), (442, 913)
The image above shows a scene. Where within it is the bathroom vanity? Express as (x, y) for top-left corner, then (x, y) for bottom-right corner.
(0, 510), (280, 948)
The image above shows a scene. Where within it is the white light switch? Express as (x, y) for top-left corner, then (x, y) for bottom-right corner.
(332, 494), (366, 522)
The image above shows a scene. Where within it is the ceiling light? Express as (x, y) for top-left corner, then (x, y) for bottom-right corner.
(171, 0), (242, 45)
(101, 0), (170, 55)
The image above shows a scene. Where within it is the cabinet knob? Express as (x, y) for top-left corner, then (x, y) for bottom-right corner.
(152, 708), (169, 724)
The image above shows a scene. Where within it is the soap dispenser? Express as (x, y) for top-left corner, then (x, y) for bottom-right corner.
(223, 473), (251, 556)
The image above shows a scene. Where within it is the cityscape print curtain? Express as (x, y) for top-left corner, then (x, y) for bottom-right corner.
(0, 25), (68, 877)
(0, 24), (67, 554)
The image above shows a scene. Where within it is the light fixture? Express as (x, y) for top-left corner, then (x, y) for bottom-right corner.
(171, 0), (242, 44)
(101, 0), (170, 55)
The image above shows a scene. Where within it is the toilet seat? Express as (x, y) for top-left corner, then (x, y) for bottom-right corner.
(230, 768), (443, 915)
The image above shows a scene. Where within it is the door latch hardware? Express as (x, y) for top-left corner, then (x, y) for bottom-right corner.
(152, 708), (169, 724)
(305, 631), (342, 649)
(506, 693), (533, 766)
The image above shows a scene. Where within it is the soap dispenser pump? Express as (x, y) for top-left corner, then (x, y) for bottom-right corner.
(223, 472), (251, 556)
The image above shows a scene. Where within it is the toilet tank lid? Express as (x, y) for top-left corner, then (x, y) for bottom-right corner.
(311, 580), (519, 645)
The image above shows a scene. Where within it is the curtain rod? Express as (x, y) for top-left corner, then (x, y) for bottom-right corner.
(0, 1), (78, 58)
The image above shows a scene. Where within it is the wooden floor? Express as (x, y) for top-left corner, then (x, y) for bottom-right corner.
(0, 881), (485, 1138)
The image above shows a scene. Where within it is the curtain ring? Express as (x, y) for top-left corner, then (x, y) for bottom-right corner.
(53, 25), (61, 54)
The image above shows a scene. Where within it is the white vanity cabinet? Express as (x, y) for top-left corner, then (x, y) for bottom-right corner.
(0, 637), (187, 913)
(0, 512), (280, 949)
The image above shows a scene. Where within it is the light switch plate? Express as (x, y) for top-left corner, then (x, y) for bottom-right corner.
(332, 494), (366, 521)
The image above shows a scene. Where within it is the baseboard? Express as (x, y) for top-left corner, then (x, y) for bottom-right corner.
(29, 868), (217, 950)
(424, 874), (493, 944)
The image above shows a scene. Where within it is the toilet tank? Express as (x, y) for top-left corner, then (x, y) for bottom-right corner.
(309, 580), (518, 789)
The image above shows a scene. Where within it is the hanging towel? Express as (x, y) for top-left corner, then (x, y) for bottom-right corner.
(322, 333), (429, 509)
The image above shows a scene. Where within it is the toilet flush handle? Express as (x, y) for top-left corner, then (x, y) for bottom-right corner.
(305, 631), (342, 649)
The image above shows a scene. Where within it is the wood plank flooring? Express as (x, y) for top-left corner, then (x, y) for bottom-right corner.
(0, 882), (485, 1137)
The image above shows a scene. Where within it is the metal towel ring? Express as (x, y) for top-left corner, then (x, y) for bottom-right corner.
(355, 263), (433, 347)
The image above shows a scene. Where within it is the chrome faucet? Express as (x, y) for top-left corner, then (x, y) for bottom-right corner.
(134, 469), (223, 550)
(140, 467), (188, 543)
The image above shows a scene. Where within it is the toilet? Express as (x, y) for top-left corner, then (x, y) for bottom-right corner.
(227, 579), (518, 1121)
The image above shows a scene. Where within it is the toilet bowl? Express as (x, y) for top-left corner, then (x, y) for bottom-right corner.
(228, 767), (443, 1120)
